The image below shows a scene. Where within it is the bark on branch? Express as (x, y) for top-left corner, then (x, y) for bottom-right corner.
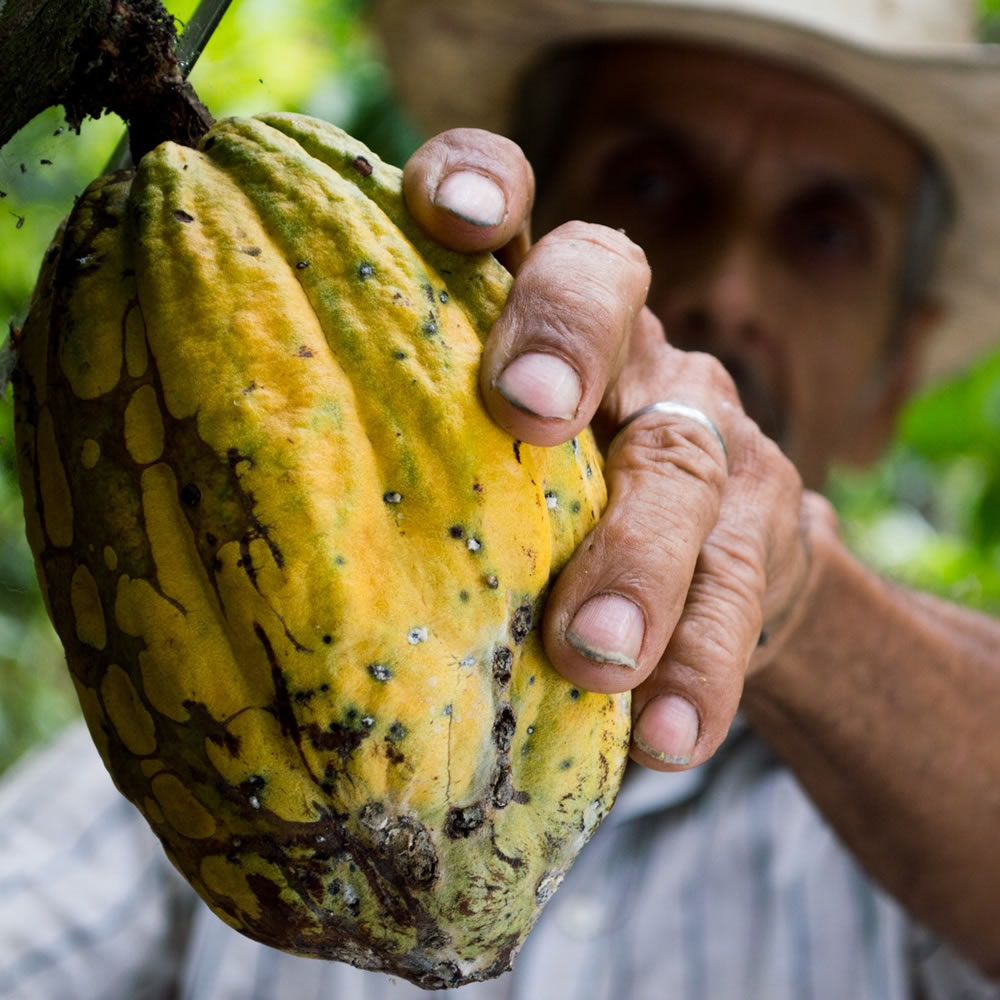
(0, 0), (212, 159)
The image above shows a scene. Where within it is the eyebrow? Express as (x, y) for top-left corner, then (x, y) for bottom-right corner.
(592, 111), (906, 213)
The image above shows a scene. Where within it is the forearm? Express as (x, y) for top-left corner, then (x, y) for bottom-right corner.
(741, 508), (1000, 977)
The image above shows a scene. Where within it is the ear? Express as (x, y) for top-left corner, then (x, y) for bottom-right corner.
(840, 298), (944, 467)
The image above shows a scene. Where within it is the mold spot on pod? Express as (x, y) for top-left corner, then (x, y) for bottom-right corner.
(492, 705), (516, 754)
(368, 663), (392, 682)
(492, 646), (513, 686)
(445, 804), (485, 839)
(510, 603), (533, 644)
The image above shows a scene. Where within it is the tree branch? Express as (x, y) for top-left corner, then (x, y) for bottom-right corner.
(0, 0), (212, 158)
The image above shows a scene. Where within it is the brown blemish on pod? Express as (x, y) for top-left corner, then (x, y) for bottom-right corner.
(359, 802), (438, 889)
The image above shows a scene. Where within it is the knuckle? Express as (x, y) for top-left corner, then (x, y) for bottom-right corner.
(616, 417), (729, 497)
(544, 220), (651, 282)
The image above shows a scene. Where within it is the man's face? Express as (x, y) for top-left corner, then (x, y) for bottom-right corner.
(533, 43), (933, 487)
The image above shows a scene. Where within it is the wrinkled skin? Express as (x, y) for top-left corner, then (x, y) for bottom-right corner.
(399, 43), (1000, 977)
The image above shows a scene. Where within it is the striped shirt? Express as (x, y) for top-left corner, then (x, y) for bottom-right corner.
(1, 720), (996, 1000)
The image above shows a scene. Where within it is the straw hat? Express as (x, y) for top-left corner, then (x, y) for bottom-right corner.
(372, 0), (1000, 383)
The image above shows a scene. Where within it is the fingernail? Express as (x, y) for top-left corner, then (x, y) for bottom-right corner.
(433, 170), (506, 227)
(634, 695), (700, 766)
(566, 594), (644, 669)
(496, 353), (582, 420)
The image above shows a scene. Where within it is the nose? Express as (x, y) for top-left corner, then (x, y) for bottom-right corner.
(653, 237), (771, 356)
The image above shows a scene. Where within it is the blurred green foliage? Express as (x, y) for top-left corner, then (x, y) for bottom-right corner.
(1, 0), (999, 775)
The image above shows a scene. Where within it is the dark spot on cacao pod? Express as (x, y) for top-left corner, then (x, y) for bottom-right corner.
(571, 500), (582, 514)
(510, 603), (532, 643)
(295, 259), (310, 269)
(361, 715), (375, 729)
(445, 805), (485, 839)
(422, 313), (438, 336)
(569, 688), (581, 700)
(449, 525), (464, 539)
(205, 532), (217, 546)
(358, 262), (375, 279)
(359, 801), (388, 831)
(387, 721), (407, 741)
(352, 155), (373, 177)
(297, 345), (314, 357)
(383, 816), (439, 889)
(485, 574), (499, 589)
(242, 246), (262, 257)
(393, 349), (407, 360)
(383, 491), (402, 504)
(319, 683), (330, 692)
(293, 689), (313, 704)
(180, 482), (202, 507)
(560, 758), (573, 770)
(439, 290), (449, 304)
(492, 705), (516, 753)
(512, 789), (531, 804)
(492, 767), (514, 808)
(174, 209), (195, 224)
(322, 634), (333, 645)
(368, 663), (392, 682)
(492, 646), (513, 686)
(459, 590), (469, 602)
(513, 440), (522, 463)
(309, 721), (367, 757)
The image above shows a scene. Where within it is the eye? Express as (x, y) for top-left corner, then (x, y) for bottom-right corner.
(592, 137), (712, 234)
(779, 186), (873, 268)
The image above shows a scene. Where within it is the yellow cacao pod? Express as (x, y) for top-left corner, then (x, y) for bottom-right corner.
(12, 113), (630, 988)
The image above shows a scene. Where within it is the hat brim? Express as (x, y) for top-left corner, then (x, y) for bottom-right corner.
(374, 0), (1000, 383)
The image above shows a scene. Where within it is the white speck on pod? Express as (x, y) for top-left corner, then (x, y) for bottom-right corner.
(466, 537), (482, 552)
(408, 627), (428, 644)
(545, 491), (559, 509)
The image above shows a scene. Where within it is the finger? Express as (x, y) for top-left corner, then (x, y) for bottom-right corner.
(480, 221), (651, 446)
(402, 128), (534, 260)
(630, 433), (807, 770)
(541, 378), (735, 696)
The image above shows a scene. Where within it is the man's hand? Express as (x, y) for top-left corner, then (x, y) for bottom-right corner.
(403, 129), (831, 770)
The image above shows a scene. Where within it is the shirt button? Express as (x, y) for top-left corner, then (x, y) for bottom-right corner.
(556, 895), (609, 939)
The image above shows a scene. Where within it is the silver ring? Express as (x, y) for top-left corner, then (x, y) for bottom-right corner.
(614, 401), (728, 466)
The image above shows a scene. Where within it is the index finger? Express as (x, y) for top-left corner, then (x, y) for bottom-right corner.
(402, 128), (534, 262)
